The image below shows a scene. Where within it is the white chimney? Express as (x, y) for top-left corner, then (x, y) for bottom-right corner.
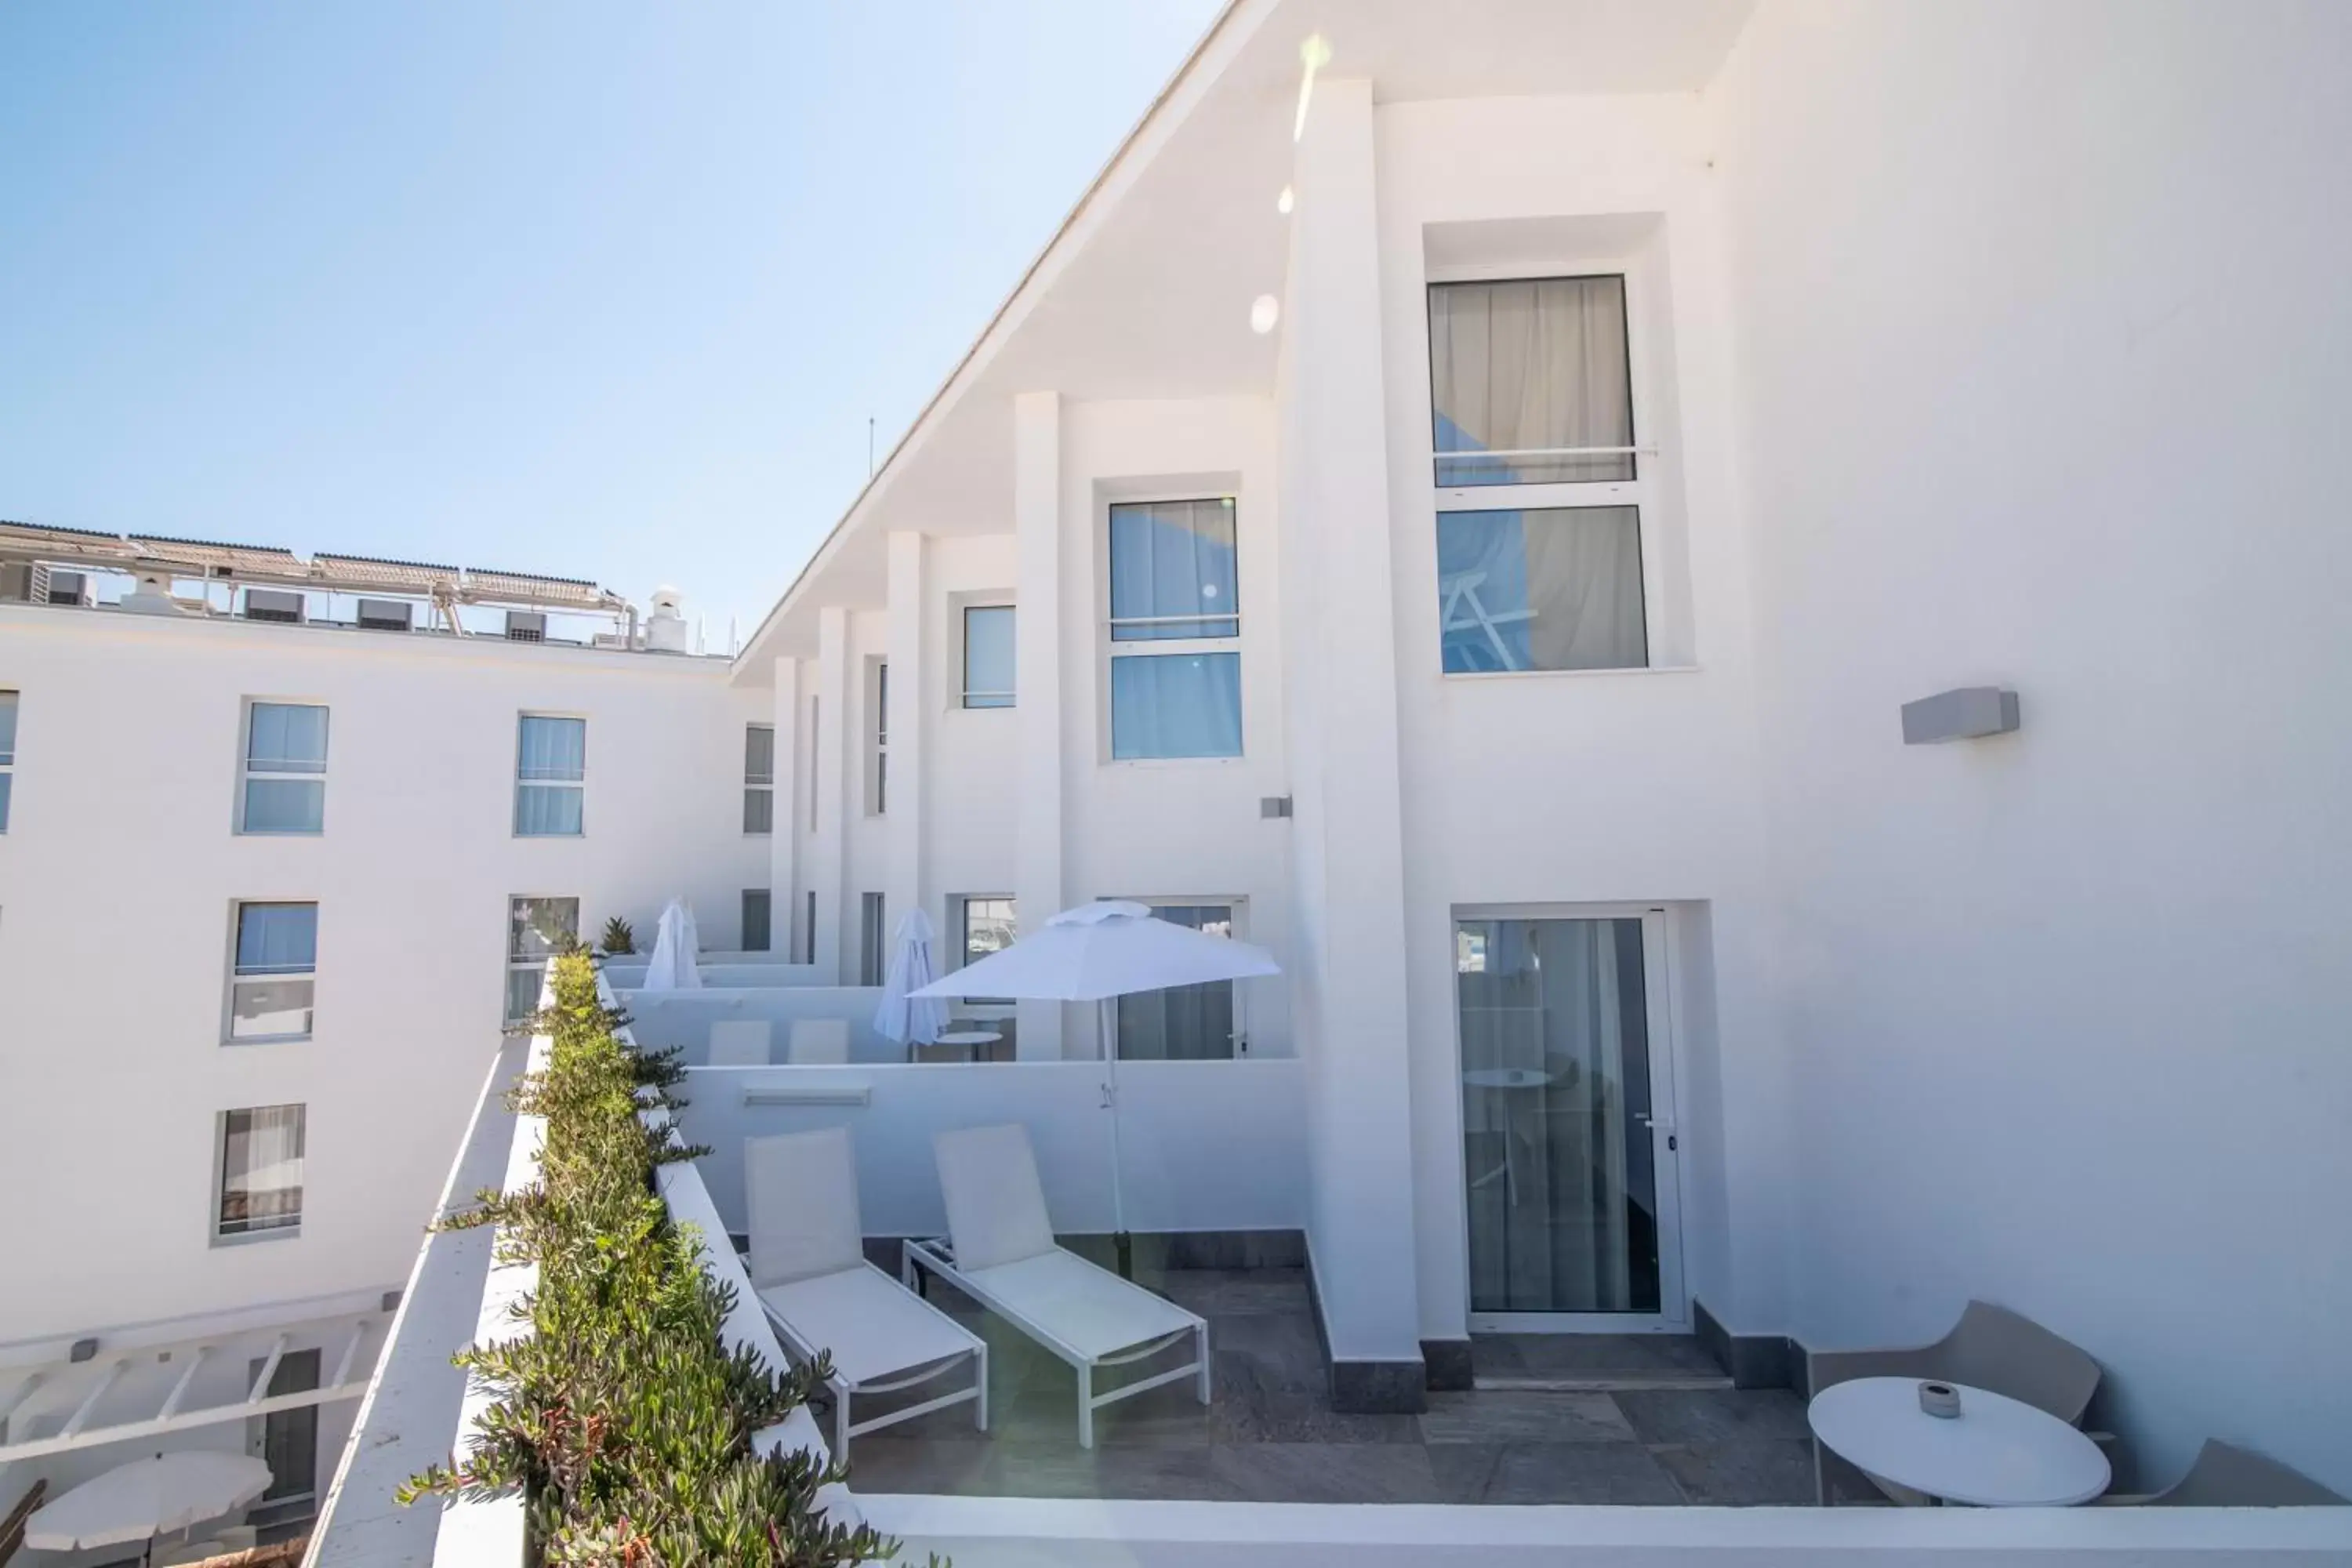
(119, 570), (186, 617)
(645, 586), (689, 654)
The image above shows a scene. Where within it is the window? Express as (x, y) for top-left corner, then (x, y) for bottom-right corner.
(742, 888), (771, 953)
(0, 688), (15, 832)
(1116, 904), (1239, 1059)
(241, 702), (328, 833)
(743, 724), (775, 834)
(867, 662), (888, 815)
(802, 890), (816, 964)
(1107, 499), (1242, 760)
(808, 698), (820, 831)
(962, 605), (1015, 709)
(514, 715), (585, 836)
(1428, 275), (1653, 672)
(1437, 506), (1646, 672)
(228, 902), (318, 1042)
(217, 1104), (305, 1239)
(957, 895), (1016, 1006)
(251, 1348), (322, 1514)
(858, 892), (886, 987)
(1428, 275), (1633, 488)
(506, 896), (579, 1022)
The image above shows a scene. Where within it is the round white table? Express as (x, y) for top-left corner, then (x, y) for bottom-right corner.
(1808, 1377), (2110, 1506)
(929, 1028), (1003, 1063)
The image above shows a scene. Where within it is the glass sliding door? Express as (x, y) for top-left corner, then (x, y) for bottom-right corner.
(1116, 904), (1238, 1059)
(1457, 911), (1682, 1327)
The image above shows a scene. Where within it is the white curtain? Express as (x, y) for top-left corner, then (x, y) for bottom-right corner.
(1430, 276), (1633, 485)
(1109, 653), (1243, 760)
(1438, 506), (1646, 673)
(1109, 499), (1239, 639)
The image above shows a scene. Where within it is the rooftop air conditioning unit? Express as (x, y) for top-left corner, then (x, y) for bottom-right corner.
(504, 610), (546, 643)
(0, 562), (49, 604)
(244, 588), (305, 624)
(357, 597), (413, 632)
(47, 569), (94, 607)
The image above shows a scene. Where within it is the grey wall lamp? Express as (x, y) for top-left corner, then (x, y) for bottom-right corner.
(1902, 687), (2020, 744)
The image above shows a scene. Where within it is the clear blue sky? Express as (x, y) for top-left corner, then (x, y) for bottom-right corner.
(0, 2), (1219, 642)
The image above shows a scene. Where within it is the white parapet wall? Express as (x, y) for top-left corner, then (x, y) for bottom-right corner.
(674, 1058), (1308, 1242)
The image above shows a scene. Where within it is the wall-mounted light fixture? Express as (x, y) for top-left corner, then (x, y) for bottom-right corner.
(1901, 686), (2020, 744)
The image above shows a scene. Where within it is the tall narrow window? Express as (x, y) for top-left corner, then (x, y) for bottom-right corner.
(859, 892), (886, 987)
(742, 888), (772, 953)
(803, 890), (817, 964)
(514, 715), (586, 836)
(743, 724), (775, 834)
(506, 896), (579, 1022)
(0, 688), (16, 832)
(808, 698), (820, 831)
(962, 606), (1015, 709)
(867, 662), (889, 815)
(228, 902), (318, 1042)
(1107, 499), (1242, 760)
(241, 702), (328, 834)
(217, 1104), (305, 1239)
(1428, 274), (1653, 673)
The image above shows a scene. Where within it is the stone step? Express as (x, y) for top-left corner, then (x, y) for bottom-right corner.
(1474, 1371), (1734, 1393)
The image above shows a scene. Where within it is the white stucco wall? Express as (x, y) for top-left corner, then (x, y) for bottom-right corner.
(0, 607), (768, 1344)
(1711, 0), (2352, 1491)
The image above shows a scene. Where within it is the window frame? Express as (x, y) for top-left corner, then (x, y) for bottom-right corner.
(1101, 896), (1249, 1058)
(858, 891), (886, 987)
(213, 1102), (307, 1245)
(960, 603), (1016, 710)
(741, 887), (772, 953)
(513, 713), (586, 837)
(953, 894), (1018, 1011)
(238, 699), (330, 836)
(224, 900), (320, 1045)
(743, 723), (775, 835)
(1425, 265), (1664, 677)
(0, 687), (16, 833)
(1100, 494), (1245, 763)
(505, 895), (580, 1024)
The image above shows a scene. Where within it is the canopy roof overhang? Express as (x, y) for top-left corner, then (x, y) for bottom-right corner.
(733, 0), (1755, 679)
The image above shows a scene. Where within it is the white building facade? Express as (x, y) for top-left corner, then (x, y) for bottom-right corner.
(3, 0), (2347, 1523)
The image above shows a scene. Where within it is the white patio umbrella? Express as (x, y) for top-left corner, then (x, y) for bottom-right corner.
(873, 906), (951, 1052)
(910, 900), (1279, 1274)
(26, 1451), (273, 1557)
(643, 897), (702, 991)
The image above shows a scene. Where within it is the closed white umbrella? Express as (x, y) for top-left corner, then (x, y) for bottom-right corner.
(873, 907), (950, 1052)
(643, 898), (702, 991)
(26, 1451), (273, 1555)
(911, 900), (1279, 1274)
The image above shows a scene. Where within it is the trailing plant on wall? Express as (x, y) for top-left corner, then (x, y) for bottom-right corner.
(601, 915), (637, 955)
(404, 953), (908, 1566)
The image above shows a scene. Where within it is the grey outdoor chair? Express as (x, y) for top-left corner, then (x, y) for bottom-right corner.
(2095, 1439), (2345, 1507)
(1808, 1300), (2103, 1505)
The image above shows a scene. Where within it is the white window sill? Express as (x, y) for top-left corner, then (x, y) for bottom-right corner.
(234, 829), (325, 838)
(1440, 664), (1701, 682)
(212, 1225), (302, 1249)
(1101, 755), (1247, 770)
(514, 832), (586, 840)
(222, 1033), (313, 1047)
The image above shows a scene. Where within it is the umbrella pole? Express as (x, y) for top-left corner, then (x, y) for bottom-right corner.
(1102, 996), (1131, 1279)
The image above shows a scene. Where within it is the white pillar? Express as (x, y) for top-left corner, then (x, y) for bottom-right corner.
(813, 605), (851, 982)
(1277, 77), (1425, 1397)
(884, 531), (927, 954)
(768, 656), (801, 959)
(1013, 390), (1065, 1059)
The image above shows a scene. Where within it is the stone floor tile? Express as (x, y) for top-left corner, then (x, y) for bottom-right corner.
(1207, 1443), (1447, 1504)
(1648, 1439), (1818, 1505)
(1611, 1388), (1812, 1446)
(1421, 1389), (1637, 1444)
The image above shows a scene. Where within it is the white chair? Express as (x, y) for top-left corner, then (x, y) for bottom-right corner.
(787, 1018), (850, 1064)
(904, 1123), (1209, 1447)
(707, 1018), (772, 1066)
(746, 1127), (985, 1457)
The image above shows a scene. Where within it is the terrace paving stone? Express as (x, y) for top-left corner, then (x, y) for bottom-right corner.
(1648, 1438), (1818, 1505)
(1611, 1388), (1813, 1446)
(1420, 1389), (1637, 1444)
(1431, 1442), (1690, 1504)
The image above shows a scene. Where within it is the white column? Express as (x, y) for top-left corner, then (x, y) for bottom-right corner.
(812, 605), (851, 982)
(884, 531), (927, 954)
(1012, 390), (1065, 1059)
(768, 656), (801, 960)
(1278, 78), (1424, 1382)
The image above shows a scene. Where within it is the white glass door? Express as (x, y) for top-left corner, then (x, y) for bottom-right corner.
(1457, 909), (1684, 1330)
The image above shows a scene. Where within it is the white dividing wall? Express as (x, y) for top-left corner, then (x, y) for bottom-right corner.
(1369, 90), (1786, 1346)
(673, 1059), (1308, 1241)
(1710, 0), (2352, 1492)
(0, 607), (768, 1344)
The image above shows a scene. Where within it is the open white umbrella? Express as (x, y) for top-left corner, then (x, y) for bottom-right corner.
(873, 907), (950, 1052)
(910, 900), (1280, 1274)
(27, 1451), (272, 1556)
(643, 898), (702, 991)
